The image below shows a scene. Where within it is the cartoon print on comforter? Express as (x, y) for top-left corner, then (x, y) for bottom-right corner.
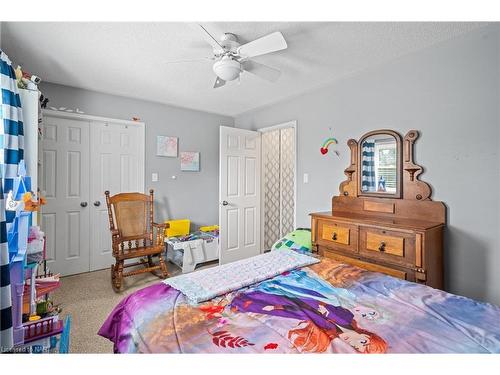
(98, 258), (500, 353)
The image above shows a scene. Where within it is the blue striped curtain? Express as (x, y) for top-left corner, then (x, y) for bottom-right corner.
(361, 141), (375, 192)
(0, 49), (24, 352)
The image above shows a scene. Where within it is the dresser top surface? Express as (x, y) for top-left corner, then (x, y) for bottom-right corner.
(310, 211), (444, 231)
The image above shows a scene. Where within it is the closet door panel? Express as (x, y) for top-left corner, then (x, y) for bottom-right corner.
(90, 122), (144, 271)
(40, 116), (90, 276)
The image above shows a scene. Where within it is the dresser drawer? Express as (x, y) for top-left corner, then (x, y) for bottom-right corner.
(317, 220), (358, 252)
(359, 227), (415, 268)
(323, 250), (411, 281)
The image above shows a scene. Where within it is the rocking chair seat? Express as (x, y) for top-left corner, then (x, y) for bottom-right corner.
(116, 245), (164, 260)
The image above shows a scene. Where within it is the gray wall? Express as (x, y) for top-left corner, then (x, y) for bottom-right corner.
(40, 82), (234, 229)
(235, 25), (500, 305)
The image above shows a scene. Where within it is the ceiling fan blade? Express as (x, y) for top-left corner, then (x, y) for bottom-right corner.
(213, 76), (226, 88)
(237, 31), (287, 59)
(165, 57), (214, 64)
(192, 24), (224, 51)
(242, 60), (281, 82)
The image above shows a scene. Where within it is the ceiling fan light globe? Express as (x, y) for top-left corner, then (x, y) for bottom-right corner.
(213, 58), (241, 81)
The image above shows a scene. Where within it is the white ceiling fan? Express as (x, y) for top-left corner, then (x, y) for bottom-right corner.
(166, 24), (288, 88)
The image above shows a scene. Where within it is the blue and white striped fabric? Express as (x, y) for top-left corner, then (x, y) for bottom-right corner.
(361, 141), (375, 192)
(0, 49), (24, 352)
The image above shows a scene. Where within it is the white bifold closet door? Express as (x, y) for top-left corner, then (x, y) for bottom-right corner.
(261, 125), (296, 250)
(40, 114), (144, 276)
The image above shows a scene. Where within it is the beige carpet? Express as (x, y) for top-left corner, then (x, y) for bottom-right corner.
(52, 262), (188, 353)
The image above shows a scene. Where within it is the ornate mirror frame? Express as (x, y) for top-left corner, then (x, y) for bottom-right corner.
(339, 129), (433, 201)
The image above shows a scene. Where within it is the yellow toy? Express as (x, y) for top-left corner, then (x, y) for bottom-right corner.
(164, 219), (191, 237)
(199, 225), (219, 232)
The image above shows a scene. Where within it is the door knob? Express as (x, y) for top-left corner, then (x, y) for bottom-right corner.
(94, 201), (101, 207)
(221, 201), (229, 206)
(80, 202), (88, 207)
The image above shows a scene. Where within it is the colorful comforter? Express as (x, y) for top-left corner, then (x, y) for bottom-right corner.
(98, 258), (500, 353)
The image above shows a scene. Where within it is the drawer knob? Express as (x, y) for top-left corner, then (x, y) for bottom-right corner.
(332, 232), (338, 241)
(378, 242), (386, 252)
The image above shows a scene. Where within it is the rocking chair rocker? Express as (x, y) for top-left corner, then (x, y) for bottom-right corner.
(104, 189), (169, 291)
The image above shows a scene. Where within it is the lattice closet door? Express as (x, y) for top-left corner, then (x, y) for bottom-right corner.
(262, 126), (295, 250)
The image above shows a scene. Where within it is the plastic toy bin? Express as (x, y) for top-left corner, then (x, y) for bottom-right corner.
(164, 219), (190, 238)
(165, 232), (219, 273)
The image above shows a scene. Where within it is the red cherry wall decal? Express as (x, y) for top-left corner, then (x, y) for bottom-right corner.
(320, 147), (328, 155)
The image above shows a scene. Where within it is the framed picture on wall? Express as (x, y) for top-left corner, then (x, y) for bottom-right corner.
(157, 136), (178, 157)
(180, 151), (200, 172)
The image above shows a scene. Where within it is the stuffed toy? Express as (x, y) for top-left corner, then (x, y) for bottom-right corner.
(14, 65), (41, 89)
(15, 65), (28, 89)
(22, 191), (46, 212)
(271, 228), (312, 254)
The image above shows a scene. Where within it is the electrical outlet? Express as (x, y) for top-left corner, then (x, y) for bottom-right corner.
(303, 173), (309, 184)
(151, 172), (159, 182)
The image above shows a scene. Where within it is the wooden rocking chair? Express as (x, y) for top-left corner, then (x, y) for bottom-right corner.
(104, 189), (169, 291)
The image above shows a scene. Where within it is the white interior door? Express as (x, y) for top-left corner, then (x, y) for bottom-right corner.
(40, 116), (90, 276)
(89, 121), (145, 271)
(219, 126), (261, 264)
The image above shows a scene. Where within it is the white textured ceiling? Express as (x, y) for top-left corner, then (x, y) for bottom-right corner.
(2, 22), (487, 116)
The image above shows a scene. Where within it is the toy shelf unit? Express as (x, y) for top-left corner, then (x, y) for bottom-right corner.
(23, 315), (63, 344)
(10, 223), (65, 350)
(20, 240), (64, 348)
(6, 175), (64, 350)
(8, 211), (32, 347)
(16, 315), (70, 354)
(164, 220), (219, 273)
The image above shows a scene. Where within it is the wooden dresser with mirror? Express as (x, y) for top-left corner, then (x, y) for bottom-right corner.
(310, 129), (446, 289)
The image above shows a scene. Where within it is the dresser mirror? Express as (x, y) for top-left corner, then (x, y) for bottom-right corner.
(340, 129), (432, 201)
(358, 130), (402, 198)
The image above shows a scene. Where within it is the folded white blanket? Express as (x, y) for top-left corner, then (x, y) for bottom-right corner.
(163, 249), (319, 304)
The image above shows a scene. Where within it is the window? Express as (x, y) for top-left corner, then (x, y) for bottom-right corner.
(374, 140), (396, 193)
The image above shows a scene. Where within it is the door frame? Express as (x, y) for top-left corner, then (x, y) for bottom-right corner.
(258, 120), (297, 251)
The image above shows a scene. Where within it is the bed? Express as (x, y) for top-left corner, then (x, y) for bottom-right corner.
(99, 126), (500, 354)
(98, 253), (500, 353)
